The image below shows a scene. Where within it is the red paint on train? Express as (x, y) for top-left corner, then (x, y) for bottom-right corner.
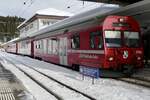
(5, 15), (144, 74)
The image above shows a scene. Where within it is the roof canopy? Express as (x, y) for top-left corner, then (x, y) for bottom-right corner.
(36, 8), (74, 17)
(80, 0), (142, 6)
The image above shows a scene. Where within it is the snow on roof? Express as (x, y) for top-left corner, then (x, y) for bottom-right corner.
(17, 8), (74, 29)
(36, 8), (74, 17)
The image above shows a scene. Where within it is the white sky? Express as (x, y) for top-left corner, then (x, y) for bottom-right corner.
(0, 0), (118, 19)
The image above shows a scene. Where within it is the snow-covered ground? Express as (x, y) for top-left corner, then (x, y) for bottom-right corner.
(0, 52), (150, 100)
(1, 54), (89, 100)
(0, 54), (57, 100)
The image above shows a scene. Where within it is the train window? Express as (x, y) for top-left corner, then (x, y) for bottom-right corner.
(48, 39), (58, 55)
(90, 31), (103, 49)
(48, 40), (52, 54)
(38, 41), (40, 49)
(40, 40), (43, 49)
(71, 35), (80, 49)
(36, 40), (42, 49)
(52, 39), (58, 55)
(124, 31), (140, 47)
(38, 44), (41, 49)
(105, 31), (121, 47)
(35, 44), (37, 49)
(36, 41), (39, 49)
(21, 41), (26, 48)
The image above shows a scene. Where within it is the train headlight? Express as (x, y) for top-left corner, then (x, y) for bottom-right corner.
(119, 18), (125, 22)
(108, 57), (114, 61)
(137, 57), (141, 60)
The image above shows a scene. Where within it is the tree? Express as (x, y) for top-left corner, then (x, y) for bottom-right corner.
(0, 16), (25, 42)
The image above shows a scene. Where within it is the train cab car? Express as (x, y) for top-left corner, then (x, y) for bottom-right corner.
(103, 16), (143, 73)
(67, 16), (143, 74)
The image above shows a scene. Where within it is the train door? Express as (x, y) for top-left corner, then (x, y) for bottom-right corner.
(59, 37), (68, 65)
(31, 40), (34, 57)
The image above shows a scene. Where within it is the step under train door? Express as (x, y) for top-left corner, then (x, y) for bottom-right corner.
(59, 37), (68, 66)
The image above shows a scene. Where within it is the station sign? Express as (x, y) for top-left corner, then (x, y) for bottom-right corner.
(79, 66), (100, 78)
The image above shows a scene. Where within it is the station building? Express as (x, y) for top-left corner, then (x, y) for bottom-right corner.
(17, 8), (73, 38)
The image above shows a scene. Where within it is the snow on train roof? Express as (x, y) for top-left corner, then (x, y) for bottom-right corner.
(29, 6), (119, 38)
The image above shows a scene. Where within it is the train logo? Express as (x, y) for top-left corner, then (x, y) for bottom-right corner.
(123, 50), (128, 59)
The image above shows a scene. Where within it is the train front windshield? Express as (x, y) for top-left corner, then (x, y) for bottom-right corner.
(105, 31), (140, 48)
(105, 31), (121, 47)
(124, 31), (140, 47)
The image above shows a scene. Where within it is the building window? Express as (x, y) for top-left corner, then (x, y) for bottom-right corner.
(42, 20), (50, 26)
(25, 26), (29, 31)
(30, 23), (33, 29)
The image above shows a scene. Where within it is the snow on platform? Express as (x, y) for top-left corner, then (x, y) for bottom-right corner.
(0, 61), (35, 100)
(0, 52), (150, 100)
(0, 53), (57, 100)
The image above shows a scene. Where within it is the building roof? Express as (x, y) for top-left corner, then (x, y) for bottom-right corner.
(36, 8), (74, 17)
(17, 8), (74, 29)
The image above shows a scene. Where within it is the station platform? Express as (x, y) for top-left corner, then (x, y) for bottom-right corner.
(0, 63), (34, 100)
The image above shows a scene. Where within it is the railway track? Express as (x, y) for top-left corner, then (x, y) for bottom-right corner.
(1, 54), (96, 100)
(114, 77), (150, 88)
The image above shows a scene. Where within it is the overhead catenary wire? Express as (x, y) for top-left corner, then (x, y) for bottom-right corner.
(18, 0), (36, 18)
(61, 0), (106, 14)
(61, 0), (83, 13)
(16, 0), (30, 17)
(70, 2), (105, 14)
(17, 0), (110, 21)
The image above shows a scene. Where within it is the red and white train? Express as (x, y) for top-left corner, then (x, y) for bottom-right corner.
(4, 8), (144, 75)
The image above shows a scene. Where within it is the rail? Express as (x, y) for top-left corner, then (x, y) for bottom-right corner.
(1, 55), (96, 100)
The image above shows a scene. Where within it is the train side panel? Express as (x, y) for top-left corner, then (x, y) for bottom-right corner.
(34, 38), (60, 64)
(6, 43), (17, 54)
(67, 26), (105, 69)
(18, 40), (32, 56)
